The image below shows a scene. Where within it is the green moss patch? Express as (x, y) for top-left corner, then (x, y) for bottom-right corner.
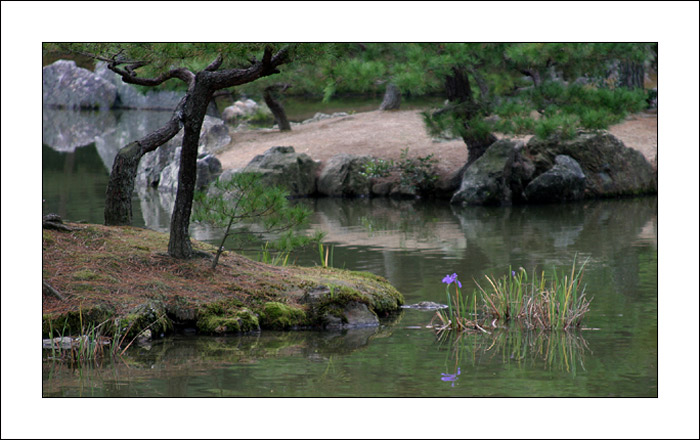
(259, 302), (308, 329)
(197, 300), (260, 334)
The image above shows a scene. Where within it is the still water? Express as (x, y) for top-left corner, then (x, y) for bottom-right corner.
(42, 108), (657, 397)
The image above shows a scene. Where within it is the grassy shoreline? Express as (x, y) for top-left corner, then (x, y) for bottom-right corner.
(42, 223), (404, 344)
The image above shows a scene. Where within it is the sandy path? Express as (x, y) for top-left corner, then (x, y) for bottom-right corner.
(216, 109), (657, 175)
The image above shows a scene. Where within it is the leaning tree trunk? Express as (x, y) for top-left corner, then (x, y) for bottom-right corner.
(445, 66), (497, 166)
(263, 83), (291, 131)
(168, 84), (212, 259)
(104, 98), (185, 225)
(104, 46), (290, 259)
(379, 83), (401, 110)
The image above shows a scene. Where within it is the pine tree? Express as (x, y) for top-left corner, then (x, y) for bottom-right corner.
(43, 43), (322, 258)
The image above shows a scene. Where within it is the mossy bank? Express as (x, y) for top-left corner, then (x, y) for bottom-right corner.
(42, 224), (404, 339)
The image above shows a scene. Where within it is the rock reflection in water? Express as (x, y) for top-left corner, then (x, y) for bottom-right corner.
(43, 108), (173, 171)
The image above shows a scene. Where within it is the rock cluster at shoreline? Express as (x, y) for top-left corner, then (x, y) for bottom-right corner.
(213, 130), (657, 205)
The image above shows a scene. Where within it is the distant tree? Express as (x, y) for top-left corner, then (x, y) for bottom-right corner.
(43, 43), (323, 259)
(319, 43), (655, 165)
(263, 83), (292, 131)
(379, 82), (401, 111)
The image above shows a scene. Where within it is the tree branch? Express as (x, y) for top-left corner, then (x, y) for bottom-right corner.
(207, 46), (290, 90)
(204, 54), (224, 71)
(43, 280), (66, 301)
(68, 48), (144, 66)
(518, 67), (542, 87)
(137, 96), (186, 153)
(108, 62), (195, 88)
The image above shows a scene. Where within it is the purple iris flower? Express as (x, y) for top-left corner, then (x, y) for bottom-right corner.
(442, 273), (462, 288)
(512, 270), (516, 277)
(441, 367), (461, 387)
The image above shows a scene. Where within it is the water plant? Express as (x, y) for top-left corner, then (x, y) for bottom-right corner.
(43, 305), (166, 365)
(258, 241), (291, 266)
(433, 257), (592, 333)
(318, 242), (335, 268)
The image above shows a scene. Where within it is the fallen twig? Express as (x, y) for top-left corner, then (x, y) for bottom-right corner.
(42, 280), (66, 301)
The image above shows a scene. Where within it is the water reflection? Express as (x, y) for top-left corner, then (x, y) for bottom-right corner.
(438, 329), (592, 377)
(43, 108), (172, 171)
(43, 325), (397, 397)
(288, 197), (657, 305)
(440, 367), (461, 387)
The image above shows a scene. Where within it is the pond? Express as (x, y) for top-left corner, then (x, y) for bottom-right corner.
(41, 107), (658, 397)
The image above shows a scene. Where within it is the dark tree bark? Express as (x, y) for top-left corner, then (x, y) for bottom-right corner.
(104, 98), (185, 225)
(263, 83), (291, 131)
(167, 80), (211, 259)
(166, 49), (289, 259)
(468, 68), (491, 107)
(102, 46), (290, 259)
(379, 83), (401, 110)
(519, 67), (542, 88)
(444, 66), (497, 166)
(619, 60), (645, 90)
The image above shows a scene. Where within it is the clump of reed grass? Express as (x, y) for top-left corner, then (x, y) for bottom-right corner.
(432, 257), (592, 333)
(318, 242), (334, 268)
(44, 305), (165, 365)
(44, 317), (112, 365)
(258, 241), (291, 266)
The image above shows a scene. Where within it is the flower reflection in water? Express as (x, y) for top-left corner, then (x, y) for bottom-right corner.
(440, 367), (461, 387)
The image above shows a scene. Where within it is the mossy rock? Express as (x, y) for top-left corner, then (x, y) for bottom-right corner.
(113, 301), (173, 340)
(526, 132), (657, 198)
(302, 284), (382, 329)
(318, 268), (404, 316)
(197, 300), (260, 334)
(259, 302), (308, 330)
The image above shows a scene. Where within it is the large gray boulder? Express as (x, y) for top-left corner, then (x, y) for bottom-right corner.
(524, 155), (586, 202)
(157, 151), (222, 193)
(450, 139), (517, 206)
(318, 154), (373, 197)
(136, 115), (230, 190)
(526, 132), (657, 198)
(43, 60), (117, 109)
(94, 61), (147, 109)
(225, 146), (319, 197)
(301, 286), (380, 329)
(222, 99), (260, 123)
(509, 144), (537, 203)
